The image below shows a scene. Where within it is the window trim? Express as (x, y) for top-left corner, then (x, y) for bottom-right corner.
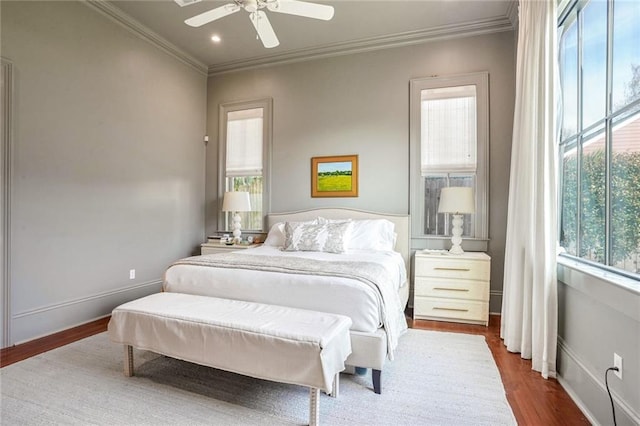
(409, 72), (490, 245)
(557, 0), (640, 278)
(218, 98), (272, 232)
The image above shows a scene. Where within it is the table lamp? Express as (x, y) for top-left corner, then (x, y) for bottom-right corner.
(222, 191), (251, 243)
(437, 187), (475, 254)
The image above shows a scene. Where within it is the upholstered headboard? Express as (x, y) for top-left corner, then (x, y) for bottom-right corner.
(267, 208), (410, 271)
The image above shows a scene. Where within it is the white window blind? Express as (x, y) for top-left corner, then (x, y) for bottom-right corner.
(420, 85), (477, 175)
(226, 108), (263, 177)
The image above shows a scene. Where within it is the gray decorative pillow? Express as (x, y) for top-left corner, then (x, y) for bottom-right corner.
(283, 221), (351, 253)
(283, 222), (326, 251)
(322, 221), (352, 253)
(284, 222), (326, 252)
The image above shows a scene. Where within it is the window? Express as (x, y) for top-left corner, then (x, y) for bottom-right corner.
(558, 0), (640, 276)
(218, 99), (272, 232)
(410, 73), (489, 246)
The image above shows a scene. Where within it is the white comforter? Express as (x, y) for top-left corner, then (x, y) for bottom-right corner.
(163, 246), (407, 334)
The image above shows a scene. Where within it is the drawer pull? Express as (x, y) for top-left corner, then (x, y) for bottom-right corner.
(434, 267), (471, 272)
(433, 287), (470, 292)
(433, 307), (469, 312)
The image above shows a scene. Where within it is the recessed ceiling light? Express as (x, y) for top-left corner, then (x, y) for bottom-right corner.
(211, 35), (221, 43)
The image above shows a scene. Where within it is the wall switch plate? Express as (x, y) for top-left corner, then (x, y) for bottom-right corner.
(613, 353), (623, 379)
(129, 269), (135, 280)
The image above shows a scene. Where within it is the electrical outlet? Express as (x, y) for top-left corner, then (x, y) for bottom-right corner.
(129, 269), (135, 280)
(613, 353), (623, 379)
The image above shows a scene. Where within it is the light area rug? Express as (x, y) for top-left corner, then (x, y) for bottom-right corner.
(1, 329), (517, 425)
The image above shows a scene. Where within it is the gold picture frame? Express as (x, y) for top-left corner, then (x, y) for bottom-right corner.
(311, 155), (358, 197)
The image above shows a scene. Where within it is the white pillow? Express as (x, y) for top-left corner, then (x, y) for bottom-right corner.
(263, 222), (286, 247)
(346, 219), (396, 251)
(283, 221), (352, 253)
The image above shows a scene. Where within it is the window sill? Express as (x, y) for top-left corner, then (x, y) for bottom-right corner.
(557, 256), (640, 321)
(557, 255), (640, 294)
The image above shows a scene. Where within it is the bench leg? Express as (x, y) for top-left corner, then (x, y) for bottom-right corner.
(372, 369), (381, 394)
(329, 372), (339, 398)
(124, 345), (134, 377)
(309, 387), (320, 426)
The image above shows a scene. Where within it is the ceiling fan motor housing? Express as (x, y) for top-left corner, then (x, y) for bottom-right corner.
(243, 0), (260, 13)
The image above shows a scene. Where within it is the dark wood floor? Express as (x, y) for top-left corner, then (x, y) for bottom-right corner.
(1, 314), (589, 425)
(0, 317), (111, 368)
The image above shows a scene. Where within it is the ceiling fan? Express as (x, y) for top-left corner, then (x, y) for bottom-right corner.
(175, 0), (335, 49)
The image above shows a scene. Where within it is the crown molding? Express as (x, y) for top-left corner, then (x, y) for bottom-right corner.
(84, 1), (208, 76)
(82, 1), (514, 80)
(505, 0), (519, 28)
(208, 16), (514, 76)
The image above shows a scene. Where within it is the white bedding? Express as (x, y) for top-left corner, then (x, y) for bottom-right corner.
(163, 245), (407, 334)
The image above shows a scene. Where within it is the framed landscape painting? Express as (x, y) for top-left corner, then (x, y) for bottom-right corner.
(311, 155), (358, 197)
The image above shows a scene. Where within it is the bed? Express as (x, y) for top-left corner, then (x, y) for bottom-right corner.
(163, 208), (410, 393)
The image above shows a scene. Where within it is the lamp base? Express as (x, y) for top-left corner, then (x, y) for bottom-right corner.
(232, 213), (242, 243)
(448, 245), (465, 255)
(448, 214), (465, 255)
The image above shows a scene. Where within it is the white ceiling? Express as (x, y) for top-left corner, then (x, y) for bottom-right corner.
(104, 0), (517, 74)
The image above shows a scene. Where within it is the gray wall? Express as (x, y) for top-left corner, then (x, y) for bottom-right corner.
(1, 1), (207, 345)
(557, 264), (640, 425)
(206, 31), (516, 313)
(2, 4), (636, 424)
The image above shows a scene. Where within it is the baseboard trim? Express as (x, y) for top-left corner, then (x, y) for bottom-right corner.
(1, 316), (110, 366)
(489, 290), (503, 315)
(13, 280), (161, 319)
(558, 337), (640, 425)
(556, 375), (599, 426)
(10, 280), (162, 345)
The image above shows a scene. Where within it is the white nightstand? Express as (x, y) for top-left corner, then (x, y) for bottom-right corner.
(200, 243), (261, 255)
(413, 251), (490, 326)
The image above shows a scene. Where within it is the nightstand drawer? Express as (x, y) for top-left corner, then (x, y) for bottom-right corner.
(201, 246), (232, 255)
(414, 277), (489, 301)
(414, 297), (488, 324)
(414, 257), (490, 281)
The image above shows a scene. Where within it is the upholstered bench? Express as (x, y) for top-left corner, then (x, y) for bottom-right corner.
(108, 292), (352, 426)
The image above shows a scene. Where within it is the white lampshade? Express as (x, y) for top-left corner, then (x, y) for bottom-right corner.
(438, 187), (475, 255)
(222, 191), (251, 212)
(438, 187), (475, 214)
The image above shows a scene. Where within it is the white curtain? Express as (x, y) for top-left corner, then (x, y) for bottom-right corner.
(501, 0), (558, 379)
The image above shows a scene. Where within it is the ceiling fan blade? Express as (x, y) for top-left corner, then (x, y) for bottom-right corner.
(174, 0), (203, 7)
(250, 11), (280, 48)
(185, 3), (241, 27)
(266, 0), (334, 21)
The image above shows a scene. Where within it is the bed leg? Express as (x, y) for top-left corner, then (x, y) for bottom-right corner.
(124, 345), (134, 377)
(372, 369), (381, 394)
(309, 387), (320, 426)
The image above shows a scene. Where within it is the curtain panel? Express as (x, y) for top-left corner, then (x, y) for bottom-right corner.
(501, 0), (558, 379)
